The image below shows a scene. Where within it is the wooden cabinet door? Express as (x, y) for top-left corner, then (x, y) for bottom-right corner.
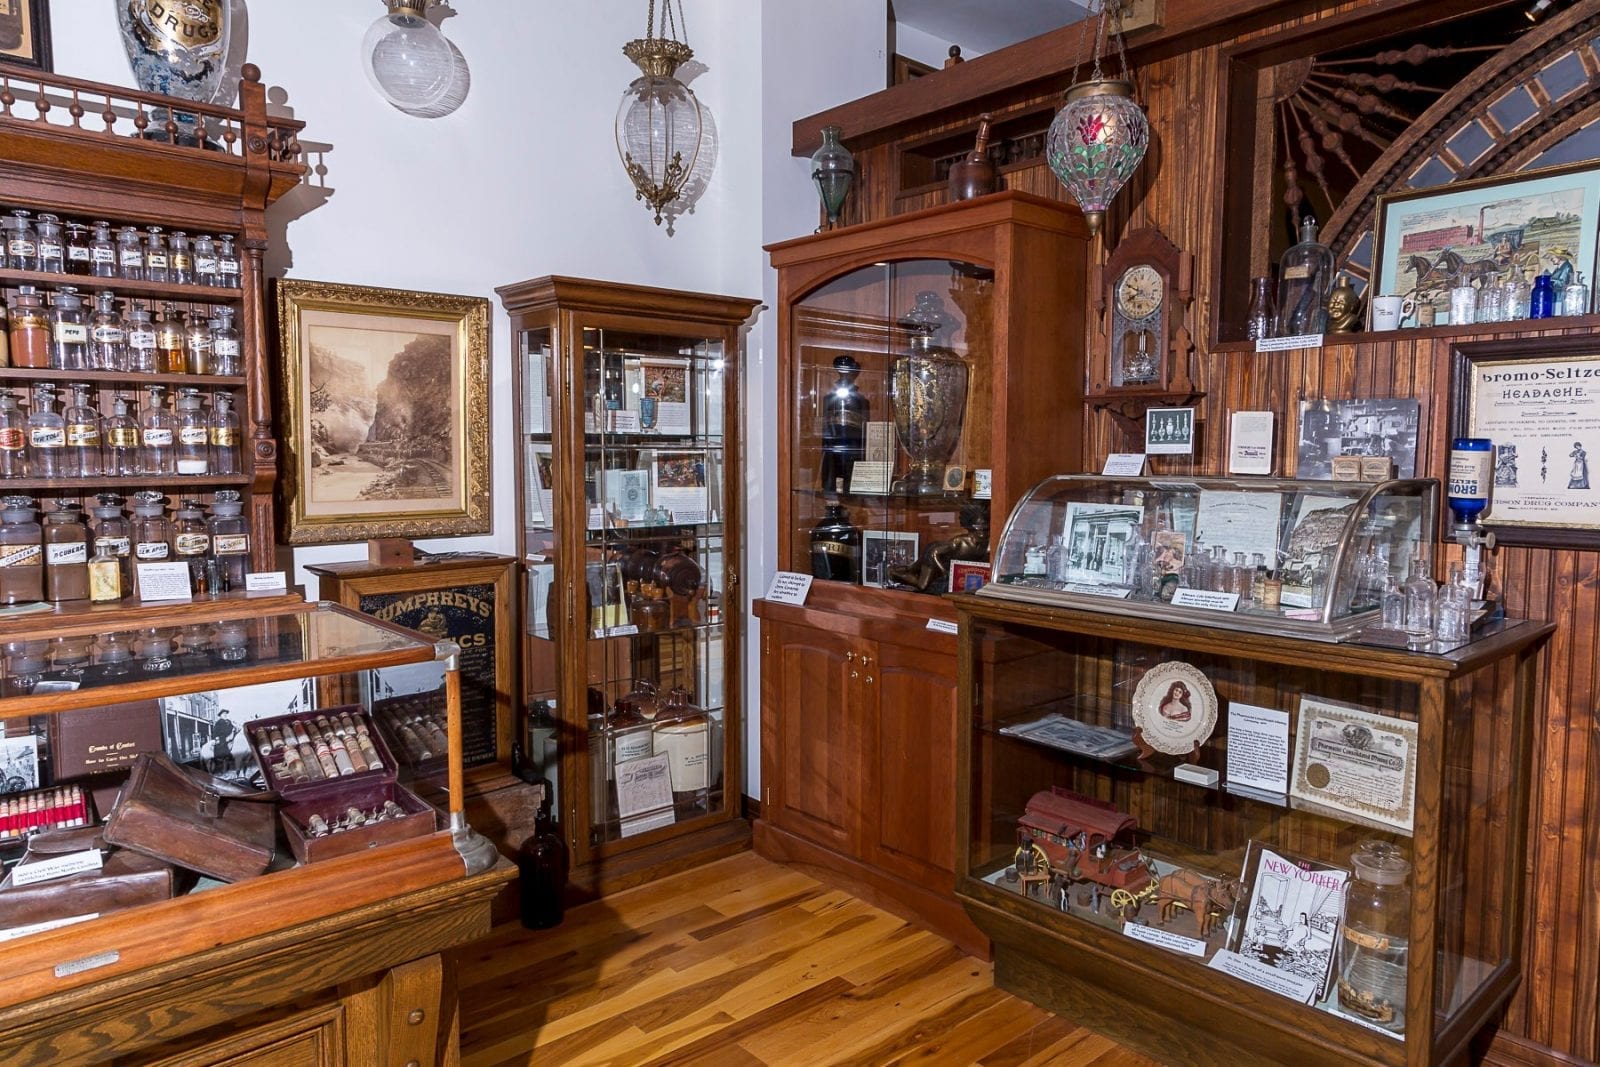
(761, 620), (861, 853)
(860, 637), (959, 887)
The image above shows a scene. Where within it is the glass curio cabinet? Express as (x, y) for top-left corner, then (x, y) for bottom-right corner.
(497, 276), (759, 895)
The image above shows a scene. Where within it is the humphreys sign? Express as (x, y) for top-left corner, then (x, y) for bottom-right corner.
(127, 1), (225, 62)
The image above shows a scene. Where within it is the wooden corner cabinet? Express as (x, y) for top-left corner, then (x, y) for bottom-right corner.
(754, 191), (1089, 955)
(953, 592), (1552, 1066)
(496, 276), (761, 898)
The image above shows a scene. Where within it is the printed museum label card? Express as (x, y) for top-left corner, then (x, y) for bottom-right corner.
(765, 571), (813, 606)
(1195, 490), (1283, 563)
(10, 849), (103, 888)
(847, 461), (894, 495)
(616, 752), (676, 839)
(1123, 921), (1207, 957)
(136, 563), (193, 602)
(245, 571), (288, 594)
(1208, 949), (1320, 1004)
(1171, 588), (1240, 612)
(1228, 411), (1276, 475)
(1226, 702), (1290, 795)
(1102, 453), (1147, 476)
(1256, 333), (1323, 352)
(926, 618), (959, 635)
(1289, 697), (1417, 833)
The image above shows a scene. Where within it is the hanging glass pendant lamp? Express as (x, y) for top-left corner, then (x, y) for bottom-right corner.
(1045, 1), (1150, 236)
(616, 0), (704, 227)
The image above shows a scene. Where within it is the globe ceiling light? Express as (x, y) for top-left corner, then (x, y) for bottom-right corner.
(1045, 1), (1150, 236)
(362, 0), (456, 113)
(616, 0), (704, 228)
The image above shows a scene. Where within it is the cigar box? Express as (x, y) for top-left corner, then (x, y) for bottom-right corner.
(0, 827), (177, 929)
(101, 753), (275, 883)
(250, 706), (436, 864)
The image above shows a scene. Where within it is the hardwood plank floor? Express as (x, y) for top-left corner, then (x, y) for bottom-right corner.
(456, 851), (1156, 1067)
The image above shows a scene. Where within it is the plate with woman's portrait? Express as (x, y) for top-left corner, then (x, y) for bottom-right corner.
(1131, 661), (1218, 756)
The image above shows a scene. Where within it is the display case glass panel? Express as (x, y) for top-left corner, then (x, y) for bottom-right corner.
(789, 258), (995, 592)
(983, 474), (1438, 641)
(519, 325), (561, 806)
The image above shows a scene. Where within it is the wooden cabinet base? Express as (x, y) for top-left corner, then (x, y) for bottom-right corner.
(756, 819), (986, 959)
(0, 859), (512, 1066)
(571, 817), (753, 902)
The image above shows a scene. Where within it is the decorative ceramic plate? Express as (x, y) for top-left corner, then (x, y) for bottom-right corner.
(1131, 661), (1219, 756)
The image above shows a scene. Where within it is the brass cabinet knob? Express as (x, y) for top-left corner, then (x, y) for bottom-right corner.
(846, 651), (856, 663)
(407, 1009), (425, 1025)
(864, 675), (874, 684)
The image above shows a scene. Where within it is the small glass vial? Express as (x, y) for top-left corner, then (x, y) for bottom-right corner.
(89, 221), (117, 278)
(1337, 841), (1411, 1034)
(116, 225), (144, 280)
(168, 231), (193, 286)
(140, 385), (176, 475)
(62, 383), (103, 478)
(43, 500), (90, 603)
(49, 287), (88, 370)
(174, 389), (209, 474)
(184, 311), (213, 375)
(64, 221), (92, 276)
(88, 535), (122, 603)
(1245, 276), (1275, 341)
(34, 214), (64, 274)
(154, 304), (185, 373)
(0, 391), (26, 477)
(90, 492), (132, 596)
(89, 290), (127, 371)
(1046, 534), (1070, 584)
(193, 234), (219, 287)
(210, 309), (240, 375)
(1230, 551), (1251, 598)
(26, 384), (63, 478)
(129, 492), (172, 582)
(210, 391), (240, 475)
(1504, 271), (1532, 321)
(0, 496), (43, 605)
(1561, 271), (1590, 317)
(208, 489), (249, 592)
(6, 209), (36, 271)
(104, 392), (139, 475)
(1380, 574), (1405, 630)
(1402, 549), (1436, 640)
(217, 234), (241, 288)
(1475, 283), (1503, 324)
(171, 499), (210, 592)
(8, 286), (49, 369)
(126, 305), (158, 373)
(143, 226), (169, 283)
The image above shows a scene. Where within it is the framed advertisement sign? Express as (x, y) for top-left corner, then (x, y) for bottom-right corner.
(1452, 336), (1600, 548)
(307, 554), (516, 782)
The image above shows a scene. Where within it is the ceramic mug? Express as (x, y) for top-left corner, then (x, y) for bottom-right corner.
(1371, 294), (1417, 331)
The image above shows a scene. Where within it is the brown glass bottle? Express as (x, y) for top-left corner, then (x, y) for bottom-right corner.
(43, 501), (90, 602)
(517, 790), (569, 930)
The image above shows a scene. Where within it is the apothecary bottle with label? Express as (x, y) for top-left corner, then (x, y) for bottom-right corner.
(169, 231), (193, 286)
(155, 305), (185, 373)
(172, 499), (210, 592)
(50, 287), (88, 371)
(89, 290), (127, 371)
(91, 493), (132, 595)
(88, 536), (122, 602)
(184, 311), (213, 375)
(209, 391), (240, 474)
(126, 306), (158, 373)
(174, 389), (209, 474)
(0, 496), (43, 605)
(210, 309), (240, 375)
(63, 384), (103, 478)
(208, 489), (249, 591)
(10, 286), (50, 369)
(43, 500), (90, 602)
(35, 213), (64, 274)
(26, 384), (64, 478)
(218, 234), (241, 288)
(0, 392), (26, 477)
(6, 209), (36, 270)
(116, 225), (144, 281)
(193, 234), (219, 287)
(140, 386), (176, 475)
(65, 221), (92, 276)
(105, 392), (139, 475)
(89, 221), (117, 279)
(143, 226), (169, 283)
(129, 492), (172, 585)
(1274, 215), (1335, 336)
(1337, 841), (1412, 1034)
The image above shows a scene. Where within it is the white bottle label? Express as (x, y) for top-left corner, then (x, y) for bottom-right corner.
(220, 259), (240, 275)
(46, 542), (87, 565)
(54, 322), (88, 343)
(9, 239), (35, 257)
(179, 427), (208, 445)
(92, 248), (115, 264)
(1448, 450), (1493, 501)
(68, 246), (90, 262)
(135, 541), (169, 560)
(29, 427), (64, 447)
(214, 339), (239, 357)
(146, 253), (168, 268)
(38, 241), (62, 260)
(142, 429), (173, 446)
(129, 329), (156, 349)
(95, 536), (130, 555)
(92, 326), (125, 343)
(195, 256), (218, 273)
(174, 533), (209, 555)
(214, 534), (249, 555)
(119, 250), (142, 267)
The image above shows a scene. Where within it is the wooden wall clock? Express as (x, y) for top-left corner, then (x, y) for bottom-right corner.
(1090, 226), (1202, 436)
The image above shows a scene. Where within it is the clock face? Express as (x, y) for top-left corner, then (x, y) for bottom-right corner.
(1116, 265), (1165, 320)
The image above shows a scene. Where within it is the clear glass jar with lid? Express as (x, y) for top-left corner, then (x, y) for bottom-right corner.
(210, 308), (240, 375)
(126, 305), (158, 373)
(49, 286), (88, 370)
(208, 489), (249, 592)
(174, 388), (209, 474)
(26, 383), (64, 478)
(63, 383), (103, 478)
(89, 289), (127, 371)
(89, 221), (117, 278)
(6, 209), (36, 271)
(129, 491), (172, 585)
(3, 640), (47, 696)
(116, 225), (144, 280)
(171, 498), (210, 592)
(90, 492), (132, 595)
(34, 213), (64, 274)
(218, 234), (241, 288)
(169, 230), (193, 285)
(0, 496), (43, 605)
(193, 234), (219, 287)
(64, 221), (92, 276)
(184, 310), (213, 374)
(1336, 840), (1412, 1033)
(140, 385), (176, 475)
(143, 226), (169, 283)
(0, 391), (26, 477)
(105, 392), (139, 475)
(96, 631), (134, 677)
(209, 391), (240, 474)
(1274, 214), (1335, 336)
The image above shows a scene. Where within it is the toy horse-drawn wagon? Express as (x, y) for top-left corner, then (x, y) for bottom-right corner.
(1012, 787), (1155, 910)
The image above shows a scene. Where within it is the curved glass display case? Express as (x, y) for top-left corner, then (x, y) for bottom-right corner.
(982, 474), (1438, 641)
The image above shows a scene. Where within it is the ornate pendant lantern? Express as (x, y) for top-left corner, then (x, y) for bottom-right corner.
(1045, 1), (1149, 235)
(616, 0), (704, 228)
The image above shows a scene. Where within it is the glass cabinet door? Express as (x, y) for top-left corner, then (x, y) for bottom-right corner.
(518, 325), (562, 808)
(580, 324), (728, 847)
(791, 258), (994, 592)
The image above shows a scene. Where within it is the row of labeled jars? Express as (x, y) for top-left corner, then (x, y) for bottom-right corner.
(2, 211), (242, 287)
(0, 491), (250, 606)
(3, 287), (240, 374)
(1, 385), (241, 479)
(4, 623), (254, 695)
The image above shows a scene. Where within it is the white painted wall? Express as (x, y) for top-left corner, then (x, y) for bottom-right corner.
(50, 0), (889, 802)
(895, 21), (977, 69)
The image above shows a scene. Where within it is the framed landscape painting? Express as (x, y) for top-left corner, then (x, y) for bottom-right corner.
(275, 279), (491, 545)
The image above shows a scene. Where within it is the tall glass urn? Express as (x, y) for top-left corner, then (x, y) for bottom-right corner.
(115, 0), (233, 144)
(891, 291), (969, 495)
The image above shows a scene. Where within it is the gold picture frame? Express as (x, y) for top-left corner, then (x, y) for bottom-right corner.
(275, 279), (491, 545)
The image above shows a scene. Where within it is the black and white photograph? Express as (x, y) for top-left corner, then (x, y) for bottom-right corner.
(0, 734), (40, 795)
(1296, 398), (1420, 479)
(1064, 502), (1146, 586)
(861, 529), (919, 588)
(1145, 407), (1195, 455)
(159, 678), (314, 786)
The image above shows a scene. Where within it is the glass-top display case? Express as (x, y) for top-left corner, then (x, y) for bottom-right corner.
(499, 276), (759, 888)
(982, 474), (1438, 641)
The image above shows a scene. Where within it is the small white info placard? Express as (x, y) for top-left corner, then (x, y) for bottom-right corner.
(136, 562), (193, 603)
(244, 571), (288, 594)
(926, 618), (959, 635)
(1171, 588), (1240, 612)
(1102, 453), (1147, 477)
(1208, 948), (1320, 1003)
(10, 849), (103, 887)
(1227, 702), (1291, 796)
(764, 571), (814, 606)
(1123, 921), (1208, 957)
(1255, 333), (1323, 352)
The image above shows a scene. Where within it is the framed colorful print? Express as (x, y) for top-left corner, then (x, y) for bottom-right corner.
(1450, 335), (1600, 548)
(948, 559), (991, 593)
(0, 0), (52, 73)
(275, 280), (491, 545)
(1373, 160), (1600, 326)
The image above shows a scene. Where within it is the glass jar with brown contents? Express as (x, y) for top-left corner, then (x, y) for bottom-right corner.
(155, 304), (185, 373)
(43, 500), (90, 603)
(0, 496), (42, 605)
(9, 286), (50, 369)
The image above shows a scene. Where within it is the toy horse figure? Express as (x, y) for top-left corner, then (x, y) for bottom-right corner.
(1155, 869), (1244, 938)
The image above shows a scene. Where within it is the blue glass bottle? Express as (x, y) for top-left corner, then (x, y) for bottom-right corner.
(1530, 273), (1556, 319)
(1447, 437), (1493, 526)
